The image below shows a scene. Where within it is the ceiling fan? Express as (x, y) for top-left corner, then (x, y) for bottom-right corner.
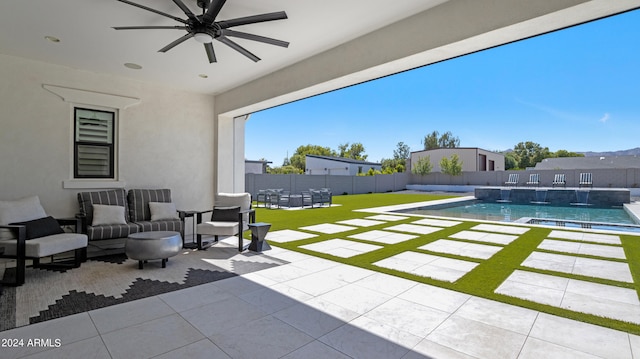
(113, 0), (289, 63)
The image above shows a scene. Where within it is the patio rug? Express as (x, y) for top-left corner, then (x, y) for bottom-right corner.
(0, 243), (287, 332)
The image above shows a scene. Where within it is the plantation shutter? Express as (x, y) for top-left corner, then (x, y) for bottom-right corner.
(74, 108), (114, 178)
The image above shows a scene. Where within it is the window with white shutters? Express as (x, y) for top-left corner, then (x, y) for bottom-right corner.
(74, 108), (115, 178)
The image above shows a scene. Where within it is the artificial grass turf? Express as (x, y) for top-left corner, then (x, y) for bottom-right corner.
(251, 192), (640, 334)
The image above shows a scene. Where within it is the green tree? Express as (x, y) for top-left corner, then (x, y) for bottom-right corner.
(423, 131), (460, 150)
(411, 155), (433, 175)
(552, 149), (585, 158)
(440, 154), (463, 176)
(504, 152), (519, 170)
(288, 144), (336, 172)
(513, 141), (550, 169)
(337, 142), (368, 160)
(268, 165), (303, 174)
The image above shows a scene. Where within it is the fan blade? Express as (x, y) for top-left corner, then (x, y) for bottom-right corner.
(204, 42), (217, 63)
(202, 0), (227, 24)
(159, 33), (194, 52)
(218, 11), (287, 29)
(116, 0), (187, 24)
(217, 36), (260, 62)
(223, 29), (289, 48)
(113, 26), (187, 30)
(171, 0), (200, 22)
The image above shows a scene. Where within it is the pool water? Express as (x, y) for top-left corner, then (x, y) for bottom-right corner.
(400, 201), (637, 227)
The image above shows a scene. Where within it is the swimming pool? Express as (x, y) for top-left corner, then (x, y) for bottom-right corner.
(396, 200), (640, 232)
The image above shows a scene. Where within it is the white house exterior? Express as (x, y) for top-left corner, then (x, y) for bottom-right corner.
(411, 148), (505, 173)
(245, 160), (271, 174)
(306, 155), (382, 175)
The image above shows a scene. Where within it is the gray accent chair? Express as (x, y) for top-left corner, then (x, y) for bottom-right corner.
(196, 192), (255, 251)
(0, 196), (87, 286)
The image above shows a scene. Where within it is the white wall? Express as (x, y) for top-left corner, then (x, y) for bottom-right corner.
(0, 54), (216, 217)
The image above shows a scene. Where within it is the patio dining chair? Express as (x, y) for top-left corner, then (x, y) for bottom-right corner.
(526, 173), (540, 187)
(579, 173), (593, 188)
(504, 173), (519, 187)
(552, 174), (566, 187)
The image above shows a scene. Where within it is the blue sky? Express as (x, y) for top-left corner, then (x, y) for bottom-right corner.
(246, 9), (639, 165)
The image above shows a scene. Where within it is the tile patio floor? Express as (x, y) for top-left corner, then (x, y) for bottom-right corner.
(3, 215), (640, 358)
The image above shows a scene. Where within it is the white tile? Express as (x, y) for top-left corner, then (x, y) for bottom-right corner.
(495, 279), (565, 306)
(318, 284), (393, 315)
(317, 264), (376, 283)
(419, 239), (503, 259)
(565, 279), (640, 305)
(210, 316), (313, 359)
(427, 315), (527, 359)
(454, 297), (538, 335)
(101, 314), (204, 359)
(539, 239), (626, 259)
(366, 214), (409, 221)
(505, 270), (569, 290)
(284, 271), (349, 297)
(471, 223), (529, 234)
(519, 337), (601, 359)
(449, 230), (518, 245)
(412, 262), (473, 282)
(252, 264), (314, 283)
(529, 313), (633, 359)
(90, 296), (177, 334)
(289, 256), (341, 272)
(300, 223), (357, 234)
(281, 340), (351, 359)
(412, 218), (462, 227)
(299, 239), (382, 258)
(363, 297), (449, 337)
(404, 338), (478, 359)
(337, 218), (386, 227)
(353, 272), (418, 297)
(561, 291), (640, 324)
(180, 297), (269, 337)
(348, 230), (417, 244)
(319, 320), (414, 359)
(385, 223), (443, 235)
(521, 251), (576, 273)
(274, 301), (357, 338)
(239, 287), (300, 314)
(548, 230), (621, 245)
(349, 315), (423, 349)
(373, 251), (439, 273)
(538, 239), (582, 253)
(398, 283), (471, 313)
(265, 229), (318, 243)
(154, 339), (231, 359)
(573, 256), (633, 282)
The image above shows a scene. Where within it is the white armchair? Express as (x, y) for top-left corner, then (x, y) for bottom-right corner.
(195, 193), (255, 251)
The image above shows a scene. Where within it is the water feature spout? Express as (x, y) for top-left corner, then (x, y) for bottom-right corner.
(531, 189), (549, 205)
(497, 188), (511, 203)
(571, 189), (591, 206)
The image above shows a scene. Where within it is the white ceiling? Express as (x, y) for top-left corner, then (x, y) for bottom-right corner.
(0, 0), (447, 95)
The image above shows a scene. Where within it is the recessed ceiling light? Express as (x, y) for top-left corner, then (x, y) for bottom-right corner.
(45, 36), (60, 43)
(124, 63), (142, 70)
(198, 74), (209, 79)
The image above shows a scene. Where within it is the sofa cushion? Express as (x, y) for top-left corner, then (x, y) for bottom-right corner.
(128, 189), (173, 222)
(197, 221), (239, 236)
(78, 189), (129, 224)
(91, 204), (127, 226)
(10, 216), (64, 240)
(0, 232), (87, 257)
(86, 222), (140, 241)
(135, 219), (182, 233)
(149, 202), (179, 221)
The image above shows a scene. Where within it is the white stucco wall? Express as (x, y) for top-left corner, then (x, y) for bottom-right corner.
(0, 54), (216, 217)
(411, 148), (505, 173)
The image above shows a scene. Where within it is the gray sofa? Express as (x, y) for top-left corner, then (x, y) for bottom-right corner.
(76, 189), (183, 257)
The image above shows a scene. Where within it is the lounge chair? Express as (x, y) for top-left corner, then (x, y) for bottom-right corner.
(526, 174), (540, 187)
(579, 173), (593, 188)
(504, 173), (519, 187)
(552, 174), (566, 187)
(0, 195), (88, 286)
(196, 192), (256, 251)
